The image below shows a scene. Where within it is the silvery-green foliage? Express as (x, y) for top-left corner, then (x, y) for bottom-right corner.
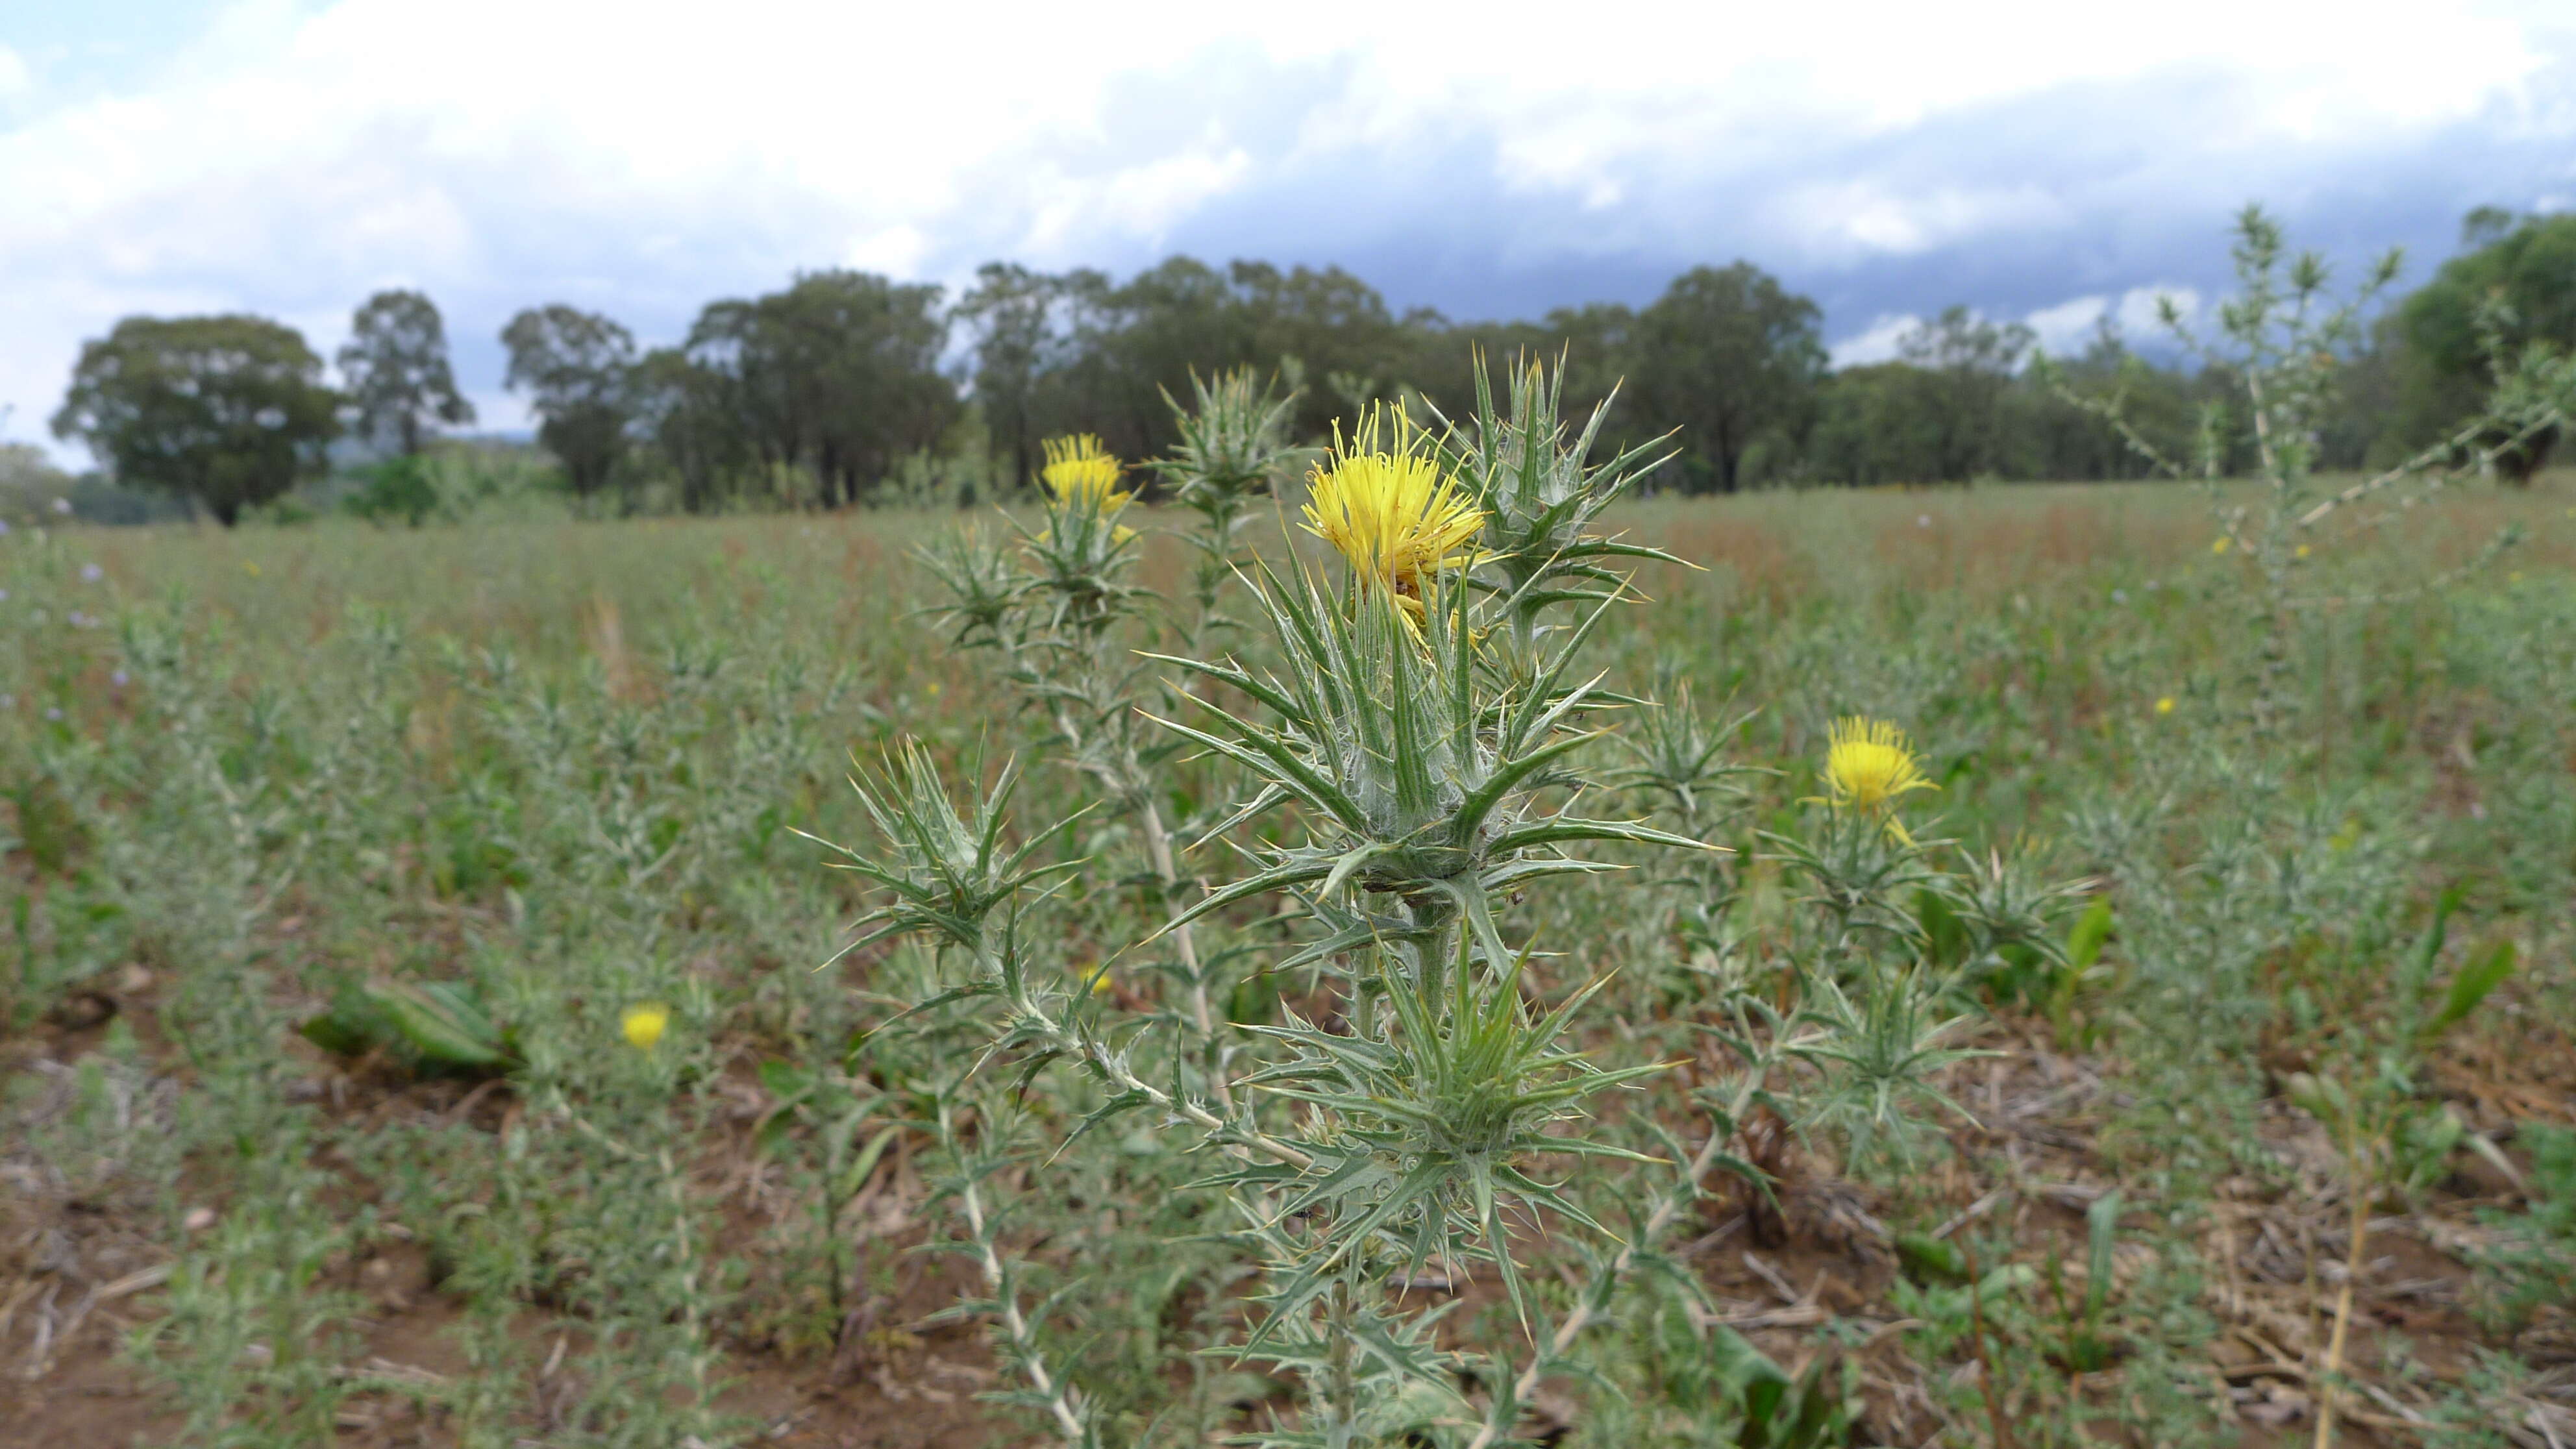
(1788, 967), (1985, 1172)
(913, 525), (1029, 652)
(2049, 206), (2576, 733)
(1612, 671), (1765, 834)
(1153, 367), (1305, 638)
(1146, 570), (1703, 994)
(1429, 357), (1679, 642)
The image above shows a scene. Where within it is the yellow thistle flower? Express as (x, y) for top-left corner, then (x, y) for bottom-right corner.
(622, 1002), (669, 1050)
(1301, 410), (1484, 610)
(1039, 434), (1130, 513)
(1819, 717), (1937, 814)
(2156, 696), (2176, 716)
(2211, 537), (2231, 555)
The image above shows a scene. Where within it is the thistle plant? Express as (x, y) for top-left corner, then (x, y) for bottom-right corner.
(1611, 672), (1766, 980)
(923, 432), (1233, 1067)
(1153, 367), (1304, 644)
(838, 359), (1808, 1444)
(1153, 371), (1759, 1443)
(914, 525), (1026, 652)
(2047, 205), (2576, 734)
(1769, 717), (1946, 947)
(1757, 717), (2096, 1185)
(830, 357), (2090, 1446)
(1022, 432), (1142, 636)
(1428, 355), (1680, 656)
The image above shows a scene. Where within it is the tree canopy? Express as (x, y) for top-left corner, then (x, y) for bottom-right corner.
(2392, 209), (2576, 480)
(339, 289), (474, 456)
(55, 208), (2571, 521)
(50, 314), (340, 526)
(1629, 264), (1828, 492)
(501, 304), (638, 499)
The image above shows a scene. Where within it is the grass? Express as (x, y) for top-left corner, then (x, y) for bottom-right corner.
(3, 472), (2575, 1448)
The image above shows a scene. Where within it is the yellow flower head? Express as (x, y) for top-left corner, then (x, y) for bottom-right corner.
(1301, 409), (1484, 608)
(1820, 717), (1937, 814)
(1039, 434), (1130, 513)
(2211, 536), (2231, 555)
(622, 1002), (669, 1050)
(2155, 696), (2176, 716)
(2294, 543), (2310, 559)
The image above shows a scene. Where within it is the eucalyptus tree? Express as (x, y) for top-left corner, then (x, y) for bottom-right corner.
(338, 289), (475, 456)
(685, 269), (956, 507)
(1631, 262), (1827, 493)
(500, 304), (638, 501)
(52, 314), (340, 525)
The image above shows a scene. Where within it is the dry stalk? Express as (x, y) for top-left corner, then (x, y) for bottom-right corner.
(2311, 1119), (2374, 1449)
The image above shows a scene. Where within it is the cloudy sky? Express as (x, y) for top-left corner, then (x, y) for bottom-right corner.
(5, 0), (2574, 462)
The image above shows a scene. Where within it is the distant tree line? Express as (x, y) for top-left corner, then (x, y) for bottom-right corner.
(40, 209), (2576, 524)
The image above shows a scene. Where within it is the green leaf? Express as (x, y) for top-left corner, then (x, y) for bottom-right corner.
(1914, 889), (1971, 969)
(758, 1058), (811, 1106)
(836, 1125), (901, 1202)
(377, 982), (509, 1069)
(1895, 1230), (1970, 1285)
(300, 979), (508, 1074)
(2425, 939), (2515, 1040)
(2065, 895), (2114, 972)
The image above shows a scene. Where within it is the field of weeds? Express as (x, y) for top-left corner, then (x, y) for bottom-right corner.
(5, 438), (2576, 1449)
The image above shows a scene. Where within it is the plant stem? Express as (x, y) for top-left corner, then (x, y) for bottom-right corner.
(2311, 1125), (2373, 1449)
(1139, 793), (1232, 1111)
(987, 948), (1309, 1170)
(942, 1099), (1090, 1445)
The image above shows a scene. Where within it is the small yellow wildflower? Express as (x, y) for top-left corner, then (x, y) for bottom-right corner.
(2294, 544), (2310, 559)
(622, 1002), (669, 1050)
(2155, 696), (2176, 716)
(2211, 537), (2231, 555)
(1817, 717), (1937, 814)
(245, 562), (262, 577)
(1039, 434), (1130, 512)
(1301, 410), (1484, 612)
(2510, 571), (2524, 583)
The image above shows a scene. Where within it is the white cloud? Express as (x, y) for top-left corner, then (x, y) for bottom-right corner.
(2021, 286), (2201, 354)
(2118, 286), (2201, 338)
(0, 45), (29, 99)
(1830, 314), (1922, 368)
(2022, 295), (2110, 354)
